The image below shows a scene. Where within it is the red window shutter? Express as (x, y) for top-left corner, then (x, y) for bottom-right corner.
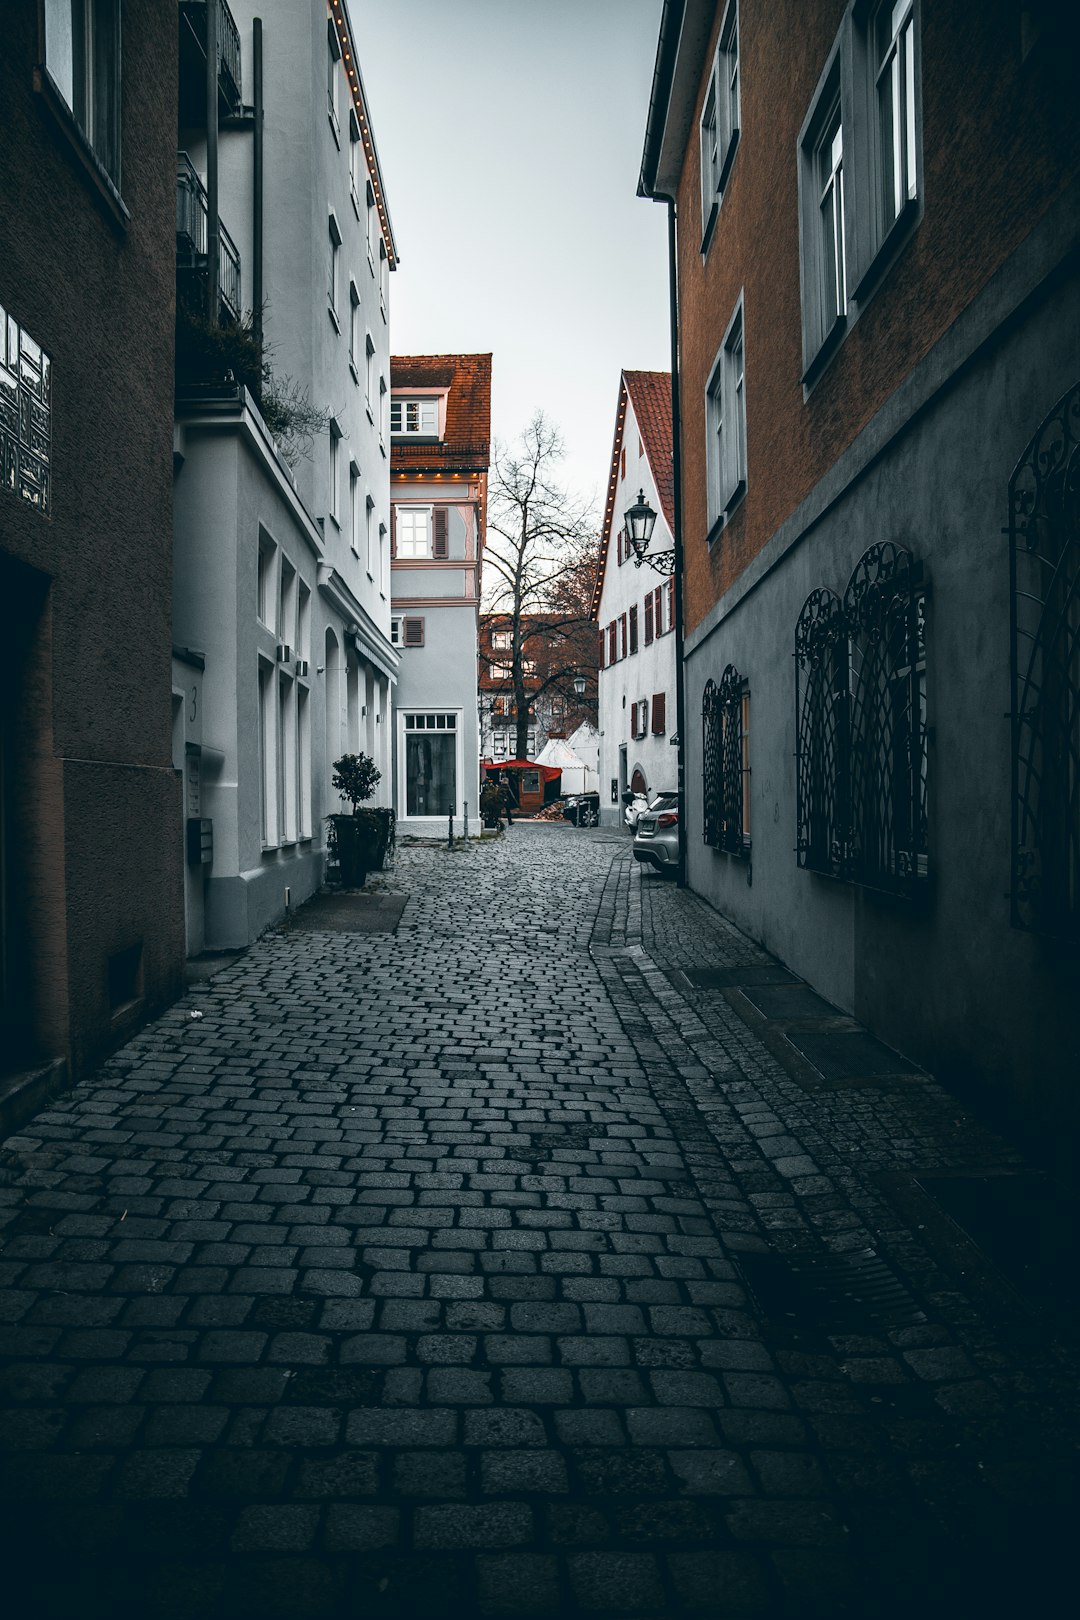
(390, 506), (397, 558)
(652, 693), (666, 734)
(403, 617), (424, 646)
(665, 579), (674, 631)
(644, 593), (654, 644)
(433, 507), (448, 558)
(608, 622), (617, 665)
(616, 528), (622, 566)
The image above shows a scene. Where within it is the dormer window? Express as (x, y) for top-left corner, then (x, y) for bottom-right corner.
(391, 397), (440, 437)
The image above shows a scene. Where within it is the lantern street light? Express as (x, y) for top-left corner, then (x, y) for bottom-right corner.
(572, 674), (587, 698)
(624, 490), (674, 574)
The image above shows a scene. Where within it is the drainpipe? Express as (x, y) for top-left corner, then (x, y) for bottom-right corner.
(663, 195), (687, 889)
(252, 17), (264, 353)
(205, 0), (220, 323)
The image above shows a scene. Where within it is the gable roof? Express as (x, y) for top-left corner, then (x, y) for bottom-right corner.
(390, 353), (492, 473)
(591, 370), (674, 618)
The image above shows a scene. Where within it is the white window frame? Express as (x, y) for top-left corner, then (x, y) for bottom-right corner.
(398, 710), (464, 820)
(396, 505), (433, 559)
(379, 522), (388, 595)
(366, 179), (378, 270)
(348, 282), (360, 376)
(390, 397), (440, 437)
(705, 295), (747, 533)
(349, 461), (361, 555)
(349, 109), (363, 213)
(327, 21), (340, 138)
(699, 0), (740, 249)
(379, 240), (389, 320)
(365, 495), (375, 578)
(365, 333), (375, 416)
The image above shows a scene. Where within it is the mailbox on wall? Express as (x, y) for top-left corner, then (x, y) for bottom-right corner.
(186, 818), (213, 867)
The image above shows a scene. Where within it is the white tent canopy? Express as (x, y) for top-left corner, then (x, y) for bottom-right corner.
(535, 734), (599, 796)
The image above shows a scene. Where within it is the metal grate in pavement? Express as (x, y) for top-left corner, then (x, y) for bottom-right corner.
(785, 1029), (921, 1082)
(679, 964), (800, 989)
(740, 984), (840, 1020)
(735, 1246), (926, 1332)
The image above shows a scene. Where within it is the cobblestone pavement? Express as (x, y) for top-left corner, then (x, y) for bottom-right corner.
(1, 825), (1077, 1618)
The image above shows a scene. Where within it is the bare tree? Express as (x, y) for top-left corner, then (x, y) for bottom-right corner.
(482, 414), (600, 759)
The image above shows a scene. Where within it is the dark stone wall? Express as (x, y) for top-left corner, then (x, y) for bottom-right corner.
(0, 1), (184, 1080)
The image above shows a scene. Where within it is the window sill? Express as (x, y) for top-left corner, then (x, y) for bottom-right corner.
(365, 402), (375, 424)
(700, 200), (719, 257)
(367, 251), (376, 277)
(328, 108), (341, 147)
(34, 67), (129, 232)
(328, 512), (341, 530)
(801, 312), (848, 389)
(349, 360), (359, 385)
(351, 184), (361, 220)
(328, 305), (341, 333)
(851, 195), (919, 305)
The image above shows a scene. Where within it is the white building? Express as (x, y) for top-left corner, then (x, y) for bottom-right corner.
(172, 0), (398, 952)
(390, 354), (491, 838)
(593, 371), (678, 826)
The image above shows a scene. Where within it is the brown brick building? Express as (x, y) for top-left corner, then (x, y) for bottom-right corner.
(641, 1), (1080, 1145)
(0, 2), (184, 1118)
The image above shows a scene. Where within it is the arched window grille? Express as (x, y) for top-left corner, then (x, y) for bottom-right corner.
(1009, 381), (1080, 936)
(795, 587), (847, 877)
(703, 666), (750, 856)
(795, 544), (928, 894)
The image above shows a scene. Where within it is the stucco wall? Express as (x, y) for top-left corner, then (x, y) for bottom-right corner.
(684, 240), (1080, 1140)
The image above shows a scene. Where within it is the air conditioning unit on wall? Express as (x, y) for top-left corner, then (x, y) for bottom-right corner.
(276, 643), (292, 664)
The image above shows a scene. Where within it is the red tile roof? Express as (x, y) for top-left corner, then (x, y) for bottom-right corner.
(390, 353), (492, 473)
(591, 370), (673, 618)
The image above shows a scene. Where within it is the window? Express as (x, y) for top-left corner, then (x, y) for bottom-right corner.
(607, 621), (617, 666)
(403, 712), (458, 817)
(631, 699), (649, 740)
(391, 398), (439, 436)
(390, 616), (401, 646)
(259, 661), (276, 846)
(279, 555), (297, 653)
(257, 531), (276, 630)
(798, 6), (922, 373)
(349, 464), (360, 555)
(328, 214), (342, 318)
(396, 506), (432, 558)
(379, 522), (388, 594)
(328, 421), (341, 523)
(366, 496), (375, 576)
(298, 687), (312, 838)
(43, 0), (121, 187)
(349, 111), (363, 209)
(644, 593), (655, 646)
(379, 241), (389, 319)
(620, 613), (628, 659)
(349, 284), (360, 373)
(666, 579), (675, 633)
(706, 298), (747, 532)
(873, 0), (917, 236)
(379, 376), (388, 447)
(651, 693), (667, 735)
(366, 179), (378, 267)
(365, 334), (375, 411)
(629, 605), (639, 654)
(794, 543), (927, 893)
(703, 666), (751, 855)
(327, 22), (340, 134)
(700, 1), (740, 246)
(297, 582), (311, 663)
(491, 629), (512, 652)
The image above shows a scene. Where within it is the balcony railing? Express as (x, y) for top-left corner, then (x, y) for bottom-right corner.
(179, 0), (243, 116)
(176, 152), (242, 322)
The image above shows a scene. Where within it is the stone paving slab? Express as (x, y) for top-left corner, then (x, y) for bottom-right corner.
(0, 825), (1076, 1619)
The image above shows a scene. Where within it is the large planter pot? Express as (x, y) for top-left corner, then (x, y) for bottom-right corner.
(360, 807), (395, 871)
(329, 814), (367, 888)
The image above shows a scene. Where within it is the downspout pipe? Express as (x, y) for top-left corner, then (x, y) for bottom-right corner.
(252, 18), (264, 354)
(660, 193), (687, 889)
(205, 0), (220, 323)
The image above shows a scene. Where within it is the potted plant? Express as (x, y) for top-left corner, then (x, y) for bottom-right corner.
(327, 753), (393, 887)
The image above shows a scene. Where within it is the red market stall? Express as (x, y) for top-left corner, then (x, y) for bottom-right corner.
(480, 760), (562, 816)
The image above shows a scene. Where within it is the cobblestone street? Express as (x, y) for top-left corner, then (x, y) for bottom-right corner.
(1, 825), (1077, 1618)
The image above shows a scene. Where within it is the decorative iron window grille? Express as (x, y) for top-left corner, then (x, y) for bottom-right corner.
(702, 664), (749, 855)
(795, 542), (928, 895)
(1009, 381), (1080, 937)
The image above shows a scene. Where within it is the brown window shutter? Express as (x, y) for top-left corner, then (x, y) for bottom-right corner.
(403, 617), (424, 647)
(390, 505), (397, 558)
(644, 593), (654, 644)
(433, 507), (448, 558)
(652, 693), (666, 734)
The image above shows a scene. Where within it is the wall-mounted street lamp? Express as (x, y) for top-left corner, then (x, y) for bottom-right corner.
(573, 674), (587, 698)
(624, 490), (674, 575)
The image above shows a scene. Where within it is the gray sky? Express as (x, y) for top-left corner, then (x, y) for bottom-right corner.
(357, 0), (670, 514)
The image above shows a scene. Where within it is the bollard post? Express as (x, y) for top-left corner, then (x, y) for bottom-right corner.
(448, 803), (454, 849)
